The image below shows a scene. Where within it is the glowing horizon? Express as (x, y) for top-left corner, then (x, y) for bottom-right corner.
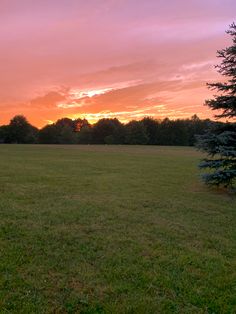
(0, 0), (235, 128)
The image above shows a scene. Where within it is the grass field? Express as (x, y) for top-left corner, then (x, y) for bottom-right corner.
(0, 145), (235, 313)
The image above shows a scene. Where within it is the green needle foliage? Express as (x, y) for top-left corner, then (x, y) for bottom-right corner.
(197, 23), (236, 188)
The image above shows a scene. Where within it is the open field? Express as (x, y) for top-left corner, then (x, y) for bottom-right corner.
(0, 145), (235, 313)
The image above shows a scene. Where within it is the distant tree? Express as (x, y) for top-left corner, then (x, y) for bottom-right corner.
(141, 117), (160, 145)
(5, 115), (38, 143)
(197, 23), (236, 188)
(38, 124), (60, 144)
(58, 125), (77, 144)
(55, 118), (75, 130)
(157, 118), (172, 145)
(39, 117), (90, 144)
(74, 118), (90, 132)
(188, 115), (212, 146)
(77, 126), (93, 144)
(0, 125), (8, 143)
(92, 118), (125, 144)
(125, 120), (149, 144)
(172, 120), (189, 145)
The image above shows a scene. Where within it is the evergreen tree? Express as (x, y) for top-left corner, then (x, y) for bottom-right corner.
(197, 23), (236, 188)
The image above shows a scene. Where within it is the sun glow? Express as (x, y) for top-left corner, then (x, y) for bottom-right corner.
(70, 87), (113, 99)
(63, 104), (196, 124)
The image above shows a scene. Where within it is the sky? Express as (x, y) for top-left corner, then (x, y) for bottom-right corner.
(0, 0), (235, 127)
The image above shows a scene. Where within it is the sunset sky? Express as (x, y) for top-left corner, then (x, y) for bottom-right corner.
(0, 0), (235, 127)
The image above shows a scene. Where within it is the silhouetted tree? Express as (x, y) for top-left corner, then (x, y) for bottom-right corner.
(92, 118), (125, 144)
(38, 117), (90, 144)
(77, 126), (93, 144)
(125, 120), (149, 144)
(188, 115), (212, 146)
(141, 117), (160, 145)
(58, 125), (77, 144)
(74, 118), (90, 132)
(197, 23), (236, 188)
(38, 124), (60, 144)
(157, 118), (172, 145)
(0, 125), (9, 143)
(4, 115), (38, 143)
(55, 118), (75, 130)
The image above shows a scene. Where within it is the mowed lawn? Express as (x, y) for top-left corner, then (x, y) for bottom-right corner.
(0, 145), (235, 313)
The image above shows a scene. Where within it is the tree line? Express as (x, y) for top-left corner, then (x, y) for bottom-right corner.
(0, 114), (221, 146)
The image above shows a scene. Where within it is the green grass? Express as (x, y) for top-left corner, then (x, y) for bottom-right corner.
(0, 145), (235, 313)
